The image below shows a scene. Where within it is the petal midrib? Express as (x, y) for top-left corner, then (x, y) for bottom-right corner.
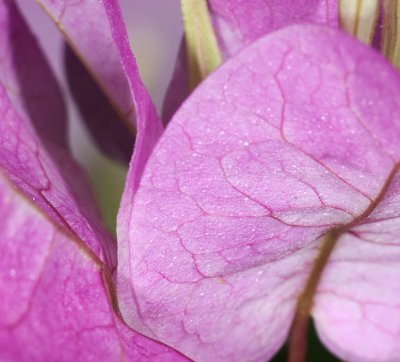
(288, 161), (400, 362)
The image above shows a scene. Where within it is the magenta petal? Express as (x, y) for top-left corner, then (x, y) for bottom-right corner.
(36, 0), (163, 168)
(35, 0), (135, 121)
(162, 39), (188, 124)
(312, 80), (400, 360)
(35, 0), (142, 157)
(0, 172), (187, 361)
(120, 25), (400, 361)
(314, 219), (400, 361)
(162, 0), (338, 123)
(0, 0), (67, 150)
(209, 0), (338, 57)
(102, 0), (163, 194)
(0, 1), (115, 267)
(64, 44), (133, 162)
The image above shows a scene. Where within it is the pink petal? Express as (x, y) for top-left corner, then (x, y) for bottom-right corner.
(34, 0), (134, 122)
(313, 69), (400, 361)
(314, 223), (400, 361)
(0, 1), (115, 267)
(120, 25), (400, 361)
(163, 0), (338, 122)
(64, 44), (133, 162)
(0, 0), (67, 149)
(88, 0), (164, 192)
(210, 0), (337, 57)
(34, 0), (146, 159)
(0, 171), (187, 361)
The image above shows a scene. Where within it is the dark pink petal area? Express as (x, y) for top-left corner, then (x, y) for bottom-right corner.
(0, 1), (115, 266)
(64, 44), (133, 162)
(0, 172), (187, 362)
(35, 0), (139, 158)
(163, 0), (337, 122)
(120, 25), (400, 361)
(0, 0), (67, 150)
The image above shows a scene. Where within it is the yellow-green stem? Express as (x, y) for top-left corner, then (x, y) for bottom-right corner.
(180, 0), (222, 90)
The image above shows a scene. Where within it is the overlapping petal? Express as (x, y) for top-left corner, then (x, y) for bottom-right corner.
(0, 0), (115, 266)
(64, 44), (133, 162)
(0, 171), (187, 362)
(120, 25), (400, 361)
(0, 2), (190, 359)
(209, 0), (337, 57)
(35, 0), (141, 161)
(32, 0), (164, 208)
(163, 0), (338, 122)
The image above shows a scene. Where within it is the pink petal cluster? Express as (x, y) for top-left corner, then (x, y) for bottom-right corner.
(1, 1), (399, 362)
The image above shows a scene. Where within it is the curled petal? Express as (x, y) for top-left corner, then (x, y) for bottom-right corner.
(0, 0), (115, 267)
(35, 0), (150, 160)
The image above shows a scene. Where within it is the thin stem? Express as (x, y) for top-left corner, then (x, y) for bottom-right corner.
(288, 229), (341, 362)
(287, 162), (400, 361)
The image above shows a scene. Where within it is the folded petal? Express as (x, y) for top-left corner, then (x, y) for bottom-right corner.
(120, 25), (400, 361)
(0, 0), (67, 150)
(0, 170), (187, 362)
(35, 0), (143, 160)
(81, 0), (164, 190)
(162, 0), (338, 122)
(103, 0), (169, 331)
(0, 0), (115, 267)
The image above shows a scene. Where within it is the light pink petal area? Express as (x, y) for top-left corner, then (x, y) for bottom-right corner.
(0, 172), (187, 362)
(0, 1), (115, 266)
(162, 0), (337, 122)
(314, 174), (400, 361)
(120, 25), (400, 361)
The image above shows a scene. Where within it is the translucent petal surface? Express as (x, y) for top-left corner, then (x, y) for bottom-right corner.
(0, 0), (115, 266)
(0, 171), (187, 362)
(120, 25), (400, 361)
